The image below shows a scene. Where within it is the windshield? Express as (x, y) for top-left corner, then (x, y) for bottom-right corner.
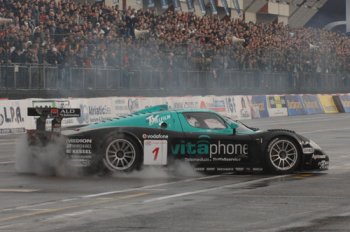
(224, 116), (256, 134)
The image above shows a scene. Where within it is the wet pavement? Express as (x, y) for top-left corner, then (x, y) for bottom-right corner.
(0, 113), (350, 232)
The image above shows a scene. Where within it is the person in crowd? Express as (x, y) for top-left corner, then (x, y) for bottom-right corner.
(0, 0), (348, 81)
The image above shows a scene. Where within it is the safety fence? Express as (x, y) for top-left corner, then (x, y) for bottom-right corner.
(0, 65), (349, 98)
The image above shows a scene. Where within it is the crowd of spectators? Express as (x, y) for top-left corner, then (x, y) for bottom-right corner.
(0, 0), (349, 78)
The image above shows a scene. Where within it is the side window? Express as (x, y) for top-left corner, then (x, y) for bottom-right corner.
(183, 112), (227, 129)
(203, 118), (226, 129)
(186, 116), (201, 128)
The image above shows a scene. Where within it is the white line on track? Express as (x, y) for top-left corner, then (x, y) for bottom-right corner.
(0, 161), (14, 165)
(81, 175), (222, 198)
(0, 175), (223, 212)
(143, 175), (287, 203)
(0, 138), (17, 142)
(45, 210), (94, 221)
(0, 142), (16, 146)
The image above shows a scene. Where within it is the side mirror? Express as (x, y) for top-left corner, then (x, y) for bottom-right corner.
(160, 122), (168, 129)
(228, 122), (238, 135)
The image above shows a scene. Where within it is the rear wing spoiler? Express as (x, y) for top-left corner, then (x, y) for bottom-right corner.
(27, 107), (81, 118)
(27, 107), (81, 132)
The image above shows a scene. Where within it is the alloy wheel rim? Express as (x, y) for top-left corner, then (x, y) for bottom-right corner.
(269, 140), (298, 171)
(105, 139), (136, 171)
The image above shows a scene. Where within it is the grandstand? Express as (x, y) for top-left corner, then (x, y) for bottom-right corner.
(0, 0), (349, 99)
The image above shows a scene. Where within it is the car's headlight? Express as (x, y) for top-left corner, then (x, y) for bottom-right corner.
(310, 140), (321, 150)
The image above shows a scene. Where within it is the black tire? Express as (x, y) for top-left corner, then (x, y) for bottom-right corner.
(265, 137), (301, 174)
(101, 134), (142, 173)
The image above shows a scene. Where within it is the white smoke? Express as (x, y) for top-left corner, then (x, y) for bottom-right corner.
(14, 134), (83, 177)
(14, 134), (201, 178)
(112, 160), (201, 179)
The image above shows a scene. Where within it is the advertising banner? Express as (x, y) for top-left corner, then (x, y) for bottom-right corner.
(285, 95), (306, 116)
(266, 95), (288, 117)
(222, 96), (239, 119)
(67, 98), (89, 126)
(233, 96), (252, 120)
(318, 94), (338, 114)
(247, 95), (269, 118)
(300, 95), (324, 115)
(166, 96), (200, 110)
(332, 95), (345, 113)
(86, 98), (115, 123)
(0, 100), (27, 134)
(336, 94), (350, 113)
(199, 96), (226, 113)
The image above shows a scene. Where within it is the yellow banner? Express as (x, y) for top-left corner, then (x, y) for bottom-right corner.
(318, 95), (338, 113)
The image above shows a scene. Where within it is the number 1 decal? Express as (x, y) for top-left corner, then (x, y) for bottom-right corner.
(143, 140), (167, 165)
(152, 147), (159, 160)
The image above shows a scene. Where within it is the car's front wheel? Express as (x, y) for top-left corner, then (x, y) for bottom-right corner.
(102, 135), (142, 172)
(265, 137), (300, 174)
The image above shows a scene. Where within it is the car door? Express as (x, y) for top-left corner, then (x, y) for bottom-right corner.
(173, 111), (257, 169)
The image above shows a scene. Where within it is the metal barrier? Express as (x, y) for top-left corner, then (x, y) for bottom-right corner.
(0, 64), (349, 98)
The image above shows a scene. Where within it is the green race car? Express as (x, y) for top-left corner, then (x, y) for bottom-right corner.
(28, 105), (329, 175)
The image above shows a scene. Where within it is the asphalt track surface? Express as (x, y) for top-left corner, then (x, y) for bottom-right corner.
(1, 114), (350, 232)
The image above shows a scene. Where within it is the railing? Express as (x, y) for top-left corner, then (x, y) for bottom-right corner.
(0, 64), (349, 98)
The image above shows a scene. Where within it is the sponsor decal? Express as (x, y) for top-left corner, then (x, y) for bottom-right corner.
(67, 154), (92, 167)
(59, 108), (81, 117)
(146, 114), (171, 126)
(66, 138), (93, 159)
(318, 160), (329, 170)
(171, 136), (248, 159)
(142, 134), (169, 139)
(312, 154), (327, 159)
(66, 138), (92, 144)
(143, 140), (168, 165)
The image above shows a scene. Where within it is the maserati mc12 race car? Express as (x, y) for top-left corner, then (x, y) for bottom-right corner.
(28, 105), (329, 175)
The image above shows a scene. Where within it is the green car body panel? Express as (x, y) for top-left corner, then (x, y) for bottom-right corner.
(84, 104), (257, 135)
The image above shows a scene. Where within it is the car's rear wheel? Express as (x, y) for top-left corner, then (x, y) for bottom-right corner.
(266, 137), (300, 174)
(102, 135), (142, 172)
